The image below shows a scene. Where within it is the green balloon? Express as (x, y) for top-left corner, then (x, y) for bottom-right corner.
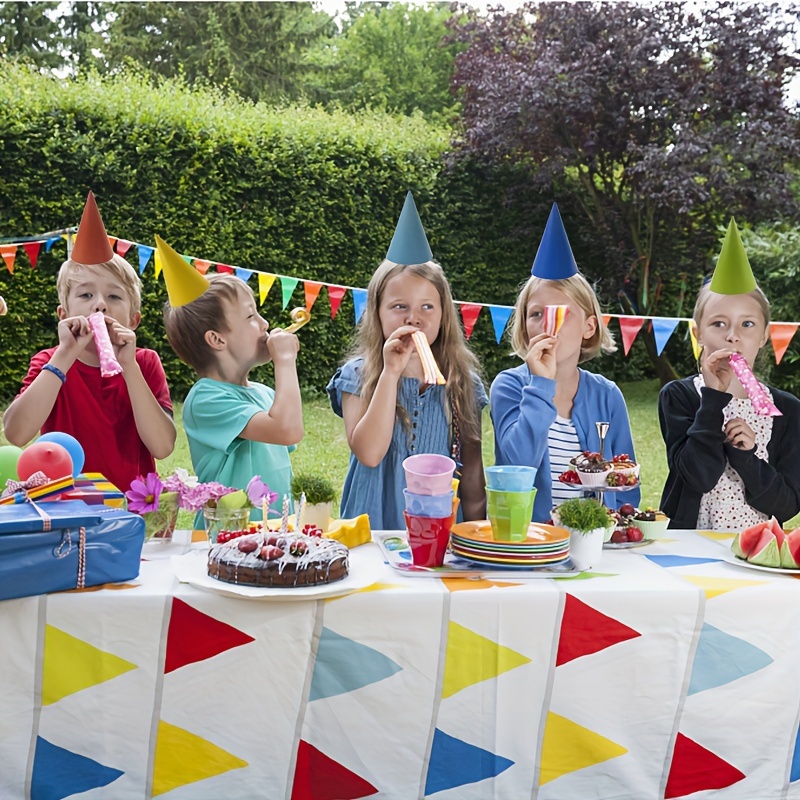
(0, 444), (23, 487)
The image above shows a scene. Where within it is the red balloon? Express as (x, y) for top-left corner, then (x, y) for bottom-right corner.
(17, 442), (73, 482)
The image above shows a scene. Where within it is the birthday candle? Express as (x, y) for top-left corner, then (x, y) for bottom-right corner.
(543, 304), (569, 336)
(729, 353), (782, 417)
(296, 492), (306, 531)
(280, 494), (290, 534)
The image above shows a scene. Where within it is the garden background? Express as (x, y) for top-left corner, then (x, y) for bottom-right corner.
(1, 1), (799, 520)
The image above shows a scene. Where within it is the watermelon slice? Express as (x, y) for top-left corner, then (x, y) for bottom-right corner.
(748, 528), (782, 567)
(737, 520), (770, 558)
(768, 516), (786, 548)
(780, 529), (800, 569)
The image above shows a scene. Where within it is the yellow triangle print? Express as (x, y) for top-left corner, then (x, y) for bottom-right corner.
(442, 622), (531, 698)
(539, 711), (627, 785)
(43, 625), (137, 705)
(153, 720), (248, 796)
(442, 578), (521, 592)
(682, 574), (766, 599)
(698, 530), (736, 541)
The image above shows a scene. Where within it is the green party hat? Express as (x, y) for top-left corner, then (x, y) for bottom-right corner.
(709, 218), (757, 294)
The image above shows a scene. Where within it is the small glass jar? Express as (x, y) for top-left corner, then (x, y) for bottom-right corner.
(202, 505), (251, 545)
(142, 492), (179, 543)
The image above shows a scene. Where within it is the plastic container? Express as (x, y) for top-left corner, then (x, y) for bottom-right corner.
(486, 487), (537, 542)
(485, 465), (538, 492)
(404, 511), (454, 567)
(403, 454), (456, 496)
(404, 489), (454, 518)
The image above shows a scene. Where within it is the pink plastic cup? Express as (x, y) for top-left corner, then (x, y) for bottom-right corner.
(403, 454), (456, 496)
(404, 511), (454, 567)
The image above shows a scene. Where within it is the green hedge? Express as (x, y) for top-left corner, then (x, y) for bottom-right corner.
(0, 64), (672, 407)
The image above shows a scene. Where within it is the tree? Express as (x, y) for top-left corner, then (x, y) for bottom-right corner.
(448, 1), (800, 383)
(97, 2), (335, 103)
(0, 1), (64, 69)
(306, 2), (465, 121)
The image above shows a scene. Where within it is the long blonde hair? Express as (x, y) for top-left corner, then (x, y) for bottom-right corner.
(347, 260), (483, 444)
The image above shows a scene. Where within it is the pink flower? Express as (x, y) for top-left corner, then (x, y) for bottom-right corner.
(125, 473), (163, 514)
(246, 476), (277, 508)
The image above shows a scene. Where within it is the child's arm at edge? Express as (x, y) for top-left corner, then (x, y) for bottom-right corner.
(459, 438), (486, 521)
(123, 360), (176, 459)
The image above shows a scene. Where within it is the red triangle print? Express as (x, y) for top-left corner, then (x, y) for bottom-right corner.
(556, 594), (640, 666)
(164, 598), (254, 673)
(291, 740), (378, 800)
(665, 732), (745, 798)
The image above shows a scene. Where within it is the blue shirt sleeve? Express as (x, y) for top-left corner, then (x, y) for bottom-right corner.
(327, 359), (362, 418)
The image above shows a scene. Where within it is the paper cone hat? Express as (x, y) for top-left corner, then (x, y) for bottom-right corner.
(709, 218), (757, 294)
(385, 191), (433, 265)
(531, 203), (578, 279)
(155, 235), (210, 307)
(71, 191), (115, 264)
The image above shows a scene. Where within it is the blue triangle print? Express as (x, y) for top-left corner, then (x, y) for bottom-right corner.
(310, 627), (402, 701)
(790, 721), (800, 782)
(688, 623), (773, 695)
(645, 554), (722, 568)
(425, 728), (513, 795)
(32, 737), (123, 800)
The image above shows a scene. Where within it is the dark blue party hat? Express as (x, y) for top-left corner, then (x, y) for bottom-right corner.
(531, 203), (578, 279)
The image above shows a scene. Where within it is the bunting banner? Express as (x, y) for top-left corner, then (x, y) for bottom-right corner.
(1, 231), (798, 364)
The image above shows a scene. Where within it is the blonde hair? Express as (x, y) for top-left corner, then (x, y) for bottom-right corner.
(692, 283), (771, 328)
(57, 255), (143, 314)
(509, 273), (616, 362)
(347, 259), (483, 444)
(163, 274), (248, 373)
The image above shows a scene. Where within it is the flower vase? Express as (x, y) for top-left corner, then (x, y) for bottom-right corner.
(203, 505), (251, 545)
(567, 527), (606, 570)
(143, 492), (179, 543)
(300, 501), (332, 531)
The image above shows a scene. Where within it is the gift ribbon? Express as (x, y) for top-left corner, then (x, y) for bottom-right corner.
(54, 527), (87, 588)
(2, 471), (49, 498)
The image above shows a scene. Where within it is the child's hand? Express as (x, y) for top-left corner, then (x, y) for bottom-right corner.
(724, 417), (756, 451)
(382, 325), (418, 377)
(702, 348), (735, 392)
(525, 333), (559, 379)
(104, 316), (137, 367)
(56, 315), (93, 359)
(267, 329), (299, 362)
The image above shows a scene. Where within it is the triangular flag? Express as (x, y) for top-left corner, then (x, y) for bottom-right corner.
(152, 721), (247, 796)
(45, 236), (61, 252)
(770, 322), (797, 365)
(234, 267), (253, 282)
(531, 203), (578, 279)
(352, 288), (368, 324)
(291, 740), (378, 800)
(442, 621), (531, 697)
(154, 248), (163, 280)
(43, 625), (136, 704)
(280, 276), (299, 310)
(425, 729), (514, 795)
(539, 712), (627, 785)
(791, 721), (800, 782)
(652, 317), (680, 356)
(193, 259), (211, 275)
(137, 245), (153, 275)
(214, 263), (233, 274)
(155, 236), (210, 307)
(386, 191), (432, 265)
(601, 314), (612, 327)
(32, 737), (123, 799)
(618, 316), (645, 356)
(488, 305), (513, 343)
(709, 218), (757, 295)
(645, 554), (722, 568)
(304, 280), (323, 312)
(688, 320), (701, 360)
(115, 239), (133, 257)
(72, 191), (114, 264)
(459, 303), (482, 340)
(23, 241), (41, 269)
(665, 733), (745, 797)
(258, 273), (276, 305)
(327, 285), (346, 319)
(309, 627), (401, 701)
(556, 594), (640, 665)
(680, 574), (765, 600)
(0, 244), (16, 274)
(164, 598), (254, 673)
(107, 236), (117, 250)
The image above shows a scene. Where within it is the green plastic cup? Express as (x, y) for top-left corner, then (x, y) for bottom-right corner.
(486, 487), (536, 542)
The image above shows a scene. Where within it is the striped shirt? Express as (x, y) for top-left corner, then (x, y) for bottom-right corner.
(549, 416), (582, 506)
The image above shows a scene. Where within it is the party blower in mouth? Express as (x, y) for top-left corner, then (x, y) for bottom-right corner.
(284, 308), (311, 333)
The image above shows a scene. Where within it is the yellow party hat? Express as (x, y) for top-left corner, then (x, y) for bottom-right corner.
(155, 235), (210, 307)
(709, 218), (757, 294)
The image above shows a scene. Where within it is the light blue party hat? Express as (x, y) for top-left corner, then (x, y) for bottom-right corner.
(385, 191), (433, 265)
(531, 203), (579, 279)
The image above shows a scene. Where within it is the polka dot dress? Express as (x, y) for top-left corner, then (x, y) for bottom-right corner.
(694, 375), (772, 531)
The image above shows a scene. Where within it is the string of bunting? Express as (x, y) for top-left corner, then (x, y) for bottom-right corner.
(1, 233), (797, 364)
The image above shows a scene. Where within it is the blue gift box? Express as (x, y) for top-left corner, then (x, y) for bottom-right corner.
(0, 500), (145, 601)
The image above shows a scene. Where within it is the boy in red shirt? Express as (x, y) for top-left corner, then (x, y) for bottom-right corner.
(3, 192), (176, 492)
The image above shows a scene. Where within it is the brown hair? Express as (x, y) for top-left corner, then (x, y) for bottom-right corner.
(508, 273), (616, 363)
(57, 255), (142, 314)
(163, 274), (247, 373)
(347, 259), (483, 444)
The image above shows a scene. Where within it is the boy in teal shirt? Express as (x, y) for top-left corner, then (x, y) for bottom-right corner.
(159, 236), (302, 517)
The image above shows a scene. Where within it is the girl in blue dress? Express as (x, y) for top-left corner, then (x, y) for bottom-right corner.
(327, 194), (487, 530)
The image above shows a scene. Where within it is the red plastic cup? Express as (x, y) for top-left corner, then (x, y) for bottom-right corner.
(404, 511), (454, 567)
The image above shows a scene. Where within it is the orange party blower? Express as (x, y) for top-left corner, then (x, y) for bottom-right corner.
(412, 330), (446, 385)
(543, 304), (569, 336)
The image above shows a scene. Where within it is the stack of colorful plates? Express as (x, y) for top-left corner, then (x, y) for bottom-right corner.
(450, 521), (571, 568)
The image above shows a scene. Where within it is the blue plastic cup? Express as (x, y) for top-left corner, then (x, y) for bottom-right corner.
(404, 489), (454, 518)
(485, 466), (537, 492)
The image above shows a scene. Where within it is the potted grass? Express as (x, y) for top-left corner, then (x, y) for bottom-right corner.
(291, 473), (337, 531)
(554, 497), (614, 570)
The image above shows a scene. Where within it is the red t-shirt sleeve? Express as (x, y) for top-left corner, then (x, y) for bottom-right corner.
(17, 349), (56, 397)
(137, 350), (173, 415)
